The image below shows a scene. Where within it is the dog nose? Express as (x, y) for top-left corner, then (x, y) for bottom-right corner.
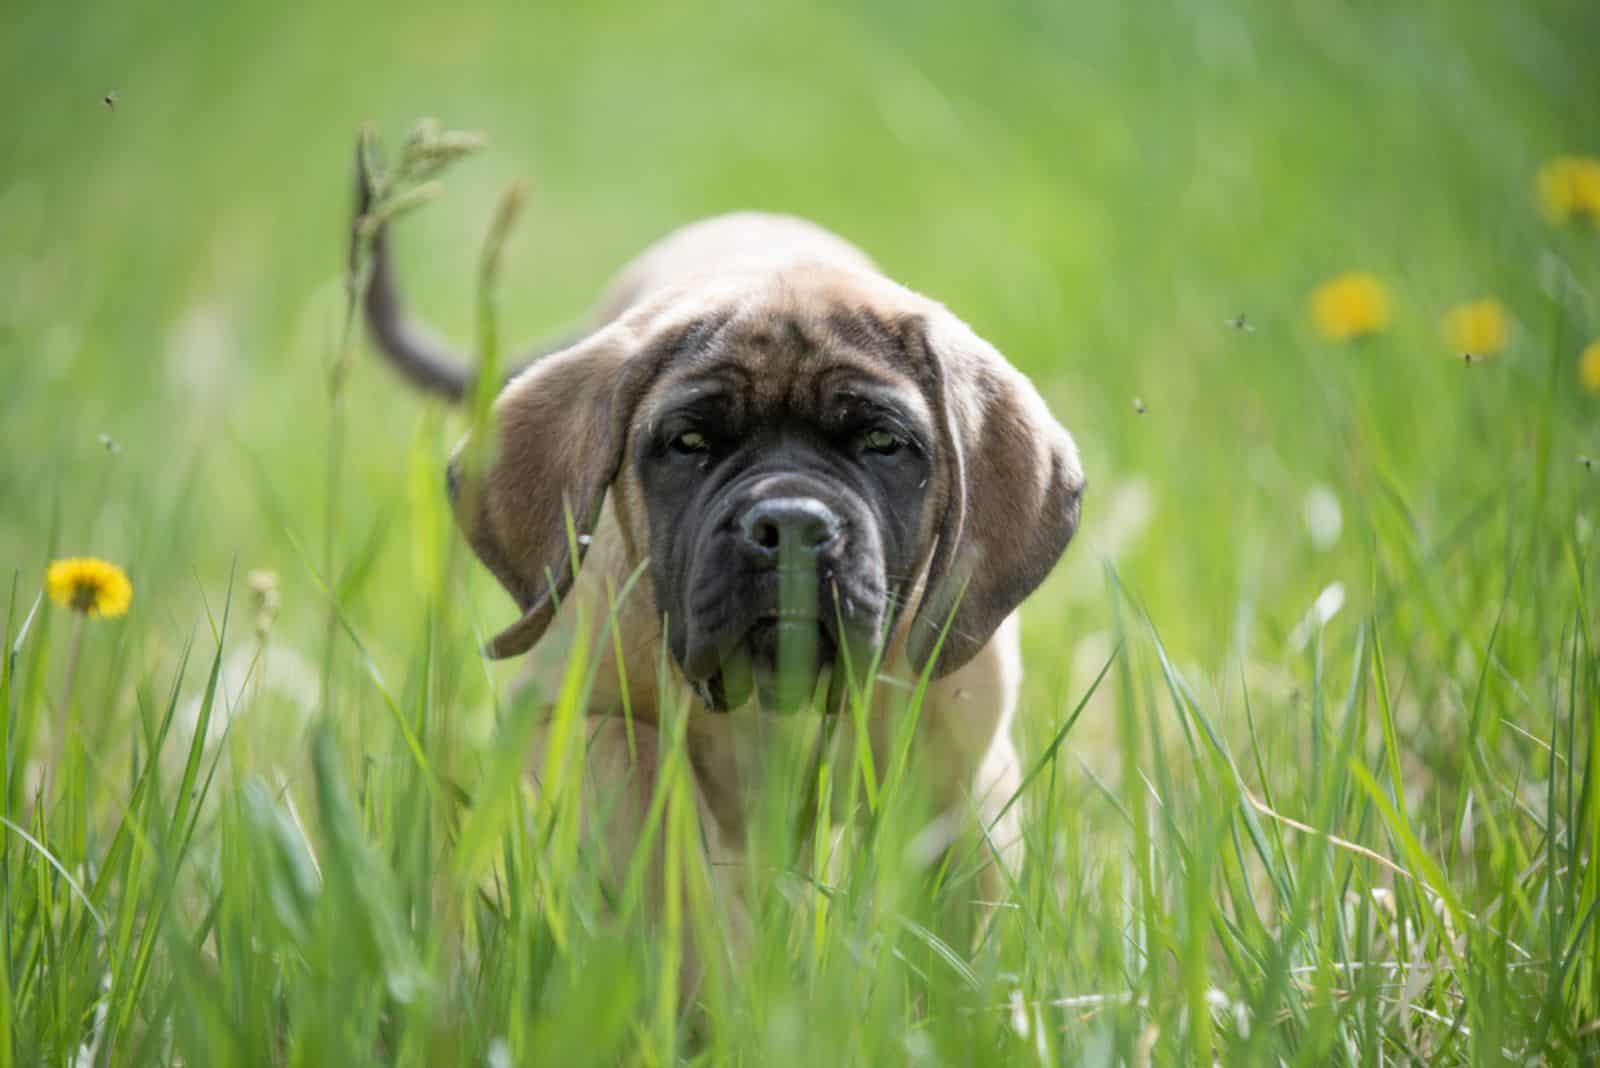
(738, 497), (841, 561)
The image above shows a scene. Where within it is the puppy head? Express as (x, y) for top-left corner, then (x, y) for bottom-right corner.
(451, 268), (1084, 709)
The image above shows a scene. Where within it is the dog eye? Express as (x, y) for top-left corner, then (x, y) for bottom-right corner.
(860, 428), (904, 455)
(670, 430), (710, 454)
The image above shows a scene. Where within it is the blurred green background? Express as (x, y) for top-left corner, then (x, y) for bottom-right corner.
(3, 0), (1598, 720)
(6, 2), (1600, 1063)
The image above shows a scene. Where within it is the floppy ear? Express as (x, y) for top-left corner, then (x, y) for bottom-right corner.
(906, 311), (1085, 676)
(449, 318), (669, 658)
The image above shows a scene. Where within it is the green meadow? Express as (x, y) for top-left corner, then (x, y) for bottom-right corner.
(4, 0), (1600, 1063)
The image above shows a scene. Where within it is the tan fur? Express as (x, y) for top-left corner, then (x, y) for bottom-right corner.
(436, 212), (1083, 975)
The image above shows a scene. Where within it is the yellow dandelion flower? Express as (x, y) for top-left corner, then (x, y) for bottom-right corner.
(1580, 341), (1600, 395)
(45, 557), (133, 618)
(1311, 273), (1390, 343)
(1440, 299), (1509, 358)
(1537, 156), (1600, 224)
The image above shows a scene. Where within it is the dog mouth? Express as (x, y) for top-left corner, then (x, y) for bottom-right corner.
(745, 612), (835, 660)
(678, 545), (890, 713)
(702, 611), (838, 714)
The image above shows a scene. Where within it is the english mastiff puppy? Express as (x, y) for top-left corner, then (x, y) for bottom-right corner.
(353, 157), (1085, 942)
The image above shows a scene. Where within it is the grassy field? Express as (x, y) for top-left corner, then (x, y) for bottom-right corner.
(4, 0), (1600, 1063)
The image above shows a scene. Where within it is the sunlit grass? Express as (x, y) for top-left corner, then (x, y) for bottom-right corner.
(4, 495), (1596, 1063)
(3, 0), (1600, 1063)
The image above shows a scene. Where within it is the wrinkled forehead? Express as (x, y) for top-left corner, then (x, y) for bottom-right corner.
(639, 301), (937, 430)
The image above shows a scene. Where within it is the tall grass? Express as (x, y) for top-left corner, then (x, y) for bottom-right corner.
(4, 0), (1600, 1062)
(3, 426), (1596, 1063)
